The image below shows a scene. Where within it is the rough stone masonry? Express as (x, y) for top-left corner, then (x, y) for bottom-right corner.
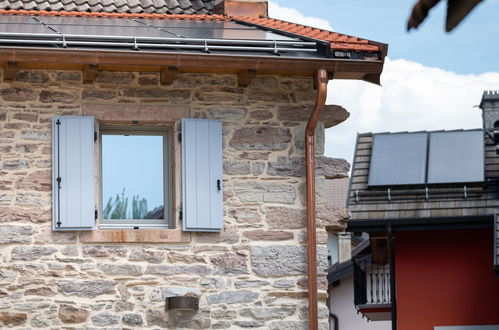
(0, 68), (350, 329)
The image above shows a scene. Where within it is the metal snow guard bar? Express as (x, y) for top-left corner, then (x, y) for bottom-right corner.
(0, 32), (318, 54)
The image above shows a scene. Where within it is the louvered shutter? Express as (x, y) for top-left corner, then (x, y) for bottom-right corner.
(52, 116), (95, 230)
(181, 119), (224, 232)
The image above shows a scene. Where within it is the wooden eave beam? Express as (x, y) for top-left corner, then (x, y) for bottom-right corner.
(83, 64), (98, 83)
(237, 69), (257, 87)
(0, 47), (385, 82)
(3, 61), (17, 82)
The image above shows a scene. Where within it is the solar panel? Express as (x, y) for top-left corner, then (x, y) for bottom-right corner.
(0, 15), (55, 33)
(0, 15), (39, 24)
(0, 23), (54, 34)
(368, 133), (428, 187)
(36, 16), (144, 27)
(151, 27), (294, 40)
(139, 19), (296, 40)
(49, 25), (172, 38)
(427, 130), (484, 184)
(214, 29), (296, 40)
(139, 19), (252, 30)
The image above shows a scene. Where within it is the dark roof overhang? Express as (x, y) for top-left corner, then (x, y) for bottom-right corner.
(346, 215), (494, 233)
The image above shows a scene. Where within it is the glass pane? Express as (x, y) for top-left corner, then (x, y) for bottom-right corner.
(139, 19), (249, 29)
(156, 27), (296, 40)
(36, 16), (144, 27)
(50, 25), (171, 38)
(102, 133), (164, 220)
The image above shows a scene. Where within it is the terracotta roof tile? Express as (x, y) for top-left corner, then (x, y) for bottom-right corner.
(236, 16), (380, 52)
(0, 0), (215, 14)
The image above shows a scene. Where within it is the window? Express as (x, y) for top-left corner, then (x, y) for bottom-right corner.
(99, 127), (172, 229)
(51, 116), (224, 232)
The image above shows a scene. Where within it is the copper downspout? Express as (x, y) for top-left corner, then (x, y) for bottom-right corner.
(305, 68), (329, 330)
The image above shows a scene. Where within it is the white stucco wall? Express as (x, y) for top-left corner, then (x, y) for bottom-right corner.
(329, 275), (391, 330)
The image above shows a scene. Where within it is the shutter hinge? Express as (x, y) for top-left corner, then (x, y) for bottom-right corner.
(178, 132), (182, 143)
(95, 209), (98, 220)
(94, 131), (98, 142)
(179, 209), (183, 221)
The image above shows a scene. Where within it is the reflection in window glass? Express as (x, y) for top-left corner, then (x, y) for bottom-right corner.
(102, 134), (164, 220)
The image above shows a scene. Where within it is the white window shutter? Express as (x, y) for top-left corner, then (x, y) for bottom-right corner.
(52, 116), (95, 230)
(181, 118), (224, 232)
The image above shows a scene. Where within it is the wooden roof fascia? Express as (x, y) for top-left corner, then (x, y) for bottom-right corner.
(0, 47), (384, 82)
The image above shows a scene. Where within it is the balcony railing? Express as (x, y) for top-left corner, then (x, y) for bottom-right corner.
(354, 256), (391, 305)
(365, 264), (390, 304)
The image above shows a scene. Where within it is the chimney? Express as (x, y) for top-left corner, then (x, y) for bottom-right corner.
(480, 90), (499, 154)
(214, 0), (268, 17)
(338, 232), (352, 263)
(479, 90), (499, 131)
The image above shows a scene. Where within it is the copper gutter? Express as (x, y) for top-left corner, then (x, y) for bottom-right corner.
(305, 68), (329, 330)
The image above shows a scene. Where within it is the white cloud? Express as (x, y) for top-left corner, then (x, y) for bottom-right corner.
(267, 2), (499, 167)
(268, 1), (333, 30)
(326, 58), (499, 164)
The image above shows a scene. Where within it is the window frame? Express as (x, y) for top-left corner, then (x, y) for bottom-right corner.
(98, 126), (173, 229)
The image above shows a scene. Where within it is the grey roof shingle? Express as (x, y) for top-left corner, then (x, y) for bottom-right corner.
(0, 0), (215, 14)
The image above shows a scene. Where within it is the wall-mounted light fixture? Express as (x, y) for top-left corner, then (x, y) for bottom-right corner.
(165, 296), (199, 311)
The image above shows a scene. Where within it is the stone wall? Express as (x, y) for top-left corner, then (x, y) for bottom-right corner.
(0, 68), (349, 329)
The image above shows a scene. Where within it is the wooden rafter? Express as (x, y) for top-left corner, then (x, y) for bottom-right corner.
(237, 69), (257, 87)
(83, 64), (98, 83)
(3, 61), (17, 82)
(160, 66), (178, 85)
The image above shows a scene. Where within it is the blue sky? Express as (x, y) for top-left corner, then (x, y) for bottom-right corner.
(268, 1), (499, 164)
(270, 0), (499, 74)
(102, 135), (164, 218)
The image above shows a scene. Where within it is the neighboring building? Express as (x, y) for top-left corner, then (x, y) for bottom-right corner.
(0, 0), (387, 328)
(325, 174), (351, 266)
(328, 240), (391, 330)
(325, 177), (390, 330)
(325, 177), (350, 208)
(345, 91), (499, 330)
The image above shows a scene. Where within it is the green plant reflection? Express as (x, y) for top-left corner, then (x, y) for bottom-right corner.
(103, 188), (164, 219)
